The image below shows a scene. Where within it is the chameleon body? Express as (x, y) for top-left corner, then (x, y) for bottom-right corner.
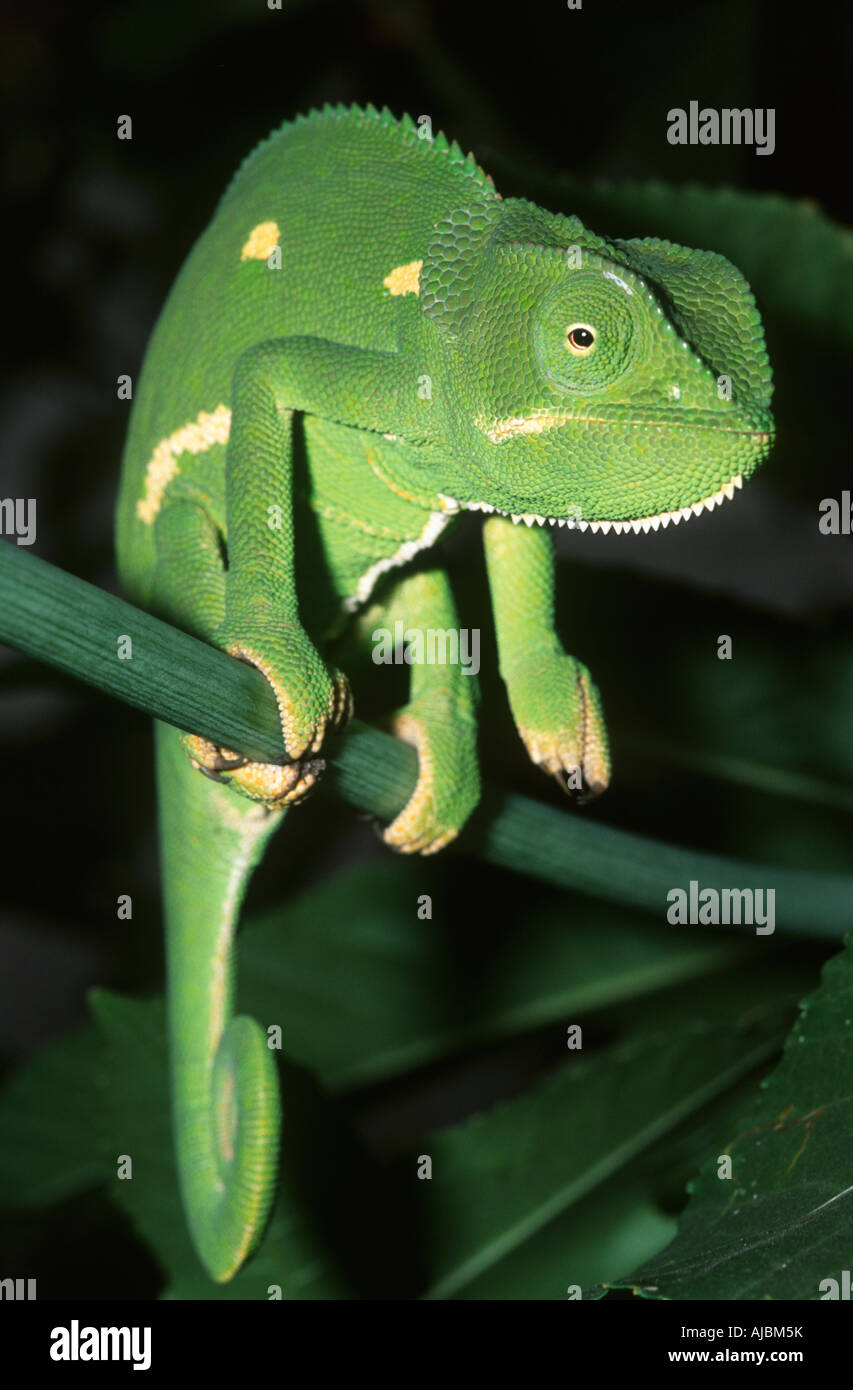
(116, 104), (774, 1281)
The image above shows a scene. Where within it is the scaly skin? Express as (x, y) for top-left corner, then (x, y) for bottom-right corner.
(115, 104), (774, 1281)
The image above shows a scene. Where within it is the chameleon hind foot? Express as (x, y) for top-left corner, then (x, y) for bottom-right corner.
(380, 703), (480, 856)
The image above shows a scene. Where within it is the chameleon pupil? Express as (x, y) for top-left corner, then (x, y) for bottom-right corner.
(568, 326), (595, 351)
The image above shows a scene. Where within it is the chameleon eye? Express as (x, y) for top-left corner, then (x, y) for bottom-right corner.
(536, 275), (638, 392)
(567, 324), (596, 354)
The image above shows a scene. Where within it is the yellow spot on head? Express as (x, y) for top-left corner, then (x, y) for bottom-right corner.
(136, 405), (231, 525)
(476, 411), (576, 445)
(383, 260), (422, 297)
(241, 221), (281, 262)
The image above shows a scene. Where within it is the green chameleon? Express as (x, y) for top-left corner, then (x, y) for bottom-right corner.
(115, 104), (774, 1282)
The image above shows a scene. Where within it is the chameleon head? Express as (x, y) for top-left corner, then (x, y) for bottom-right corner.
(421, 198), (774, 532)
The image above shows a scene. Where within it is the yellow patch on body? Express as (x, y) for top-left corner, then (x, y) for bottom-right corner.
(383, 259), (423, 296)
(136, 405), (231, 525)
(240, 221), (281, 262)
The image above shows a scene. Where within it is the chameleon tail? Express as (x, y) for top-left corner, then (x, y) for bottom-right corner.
(155, 720), (285, 1282)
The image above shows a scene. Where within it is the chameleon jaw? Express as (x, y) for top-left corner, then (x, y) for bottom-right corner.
(439, 472), (743, 534)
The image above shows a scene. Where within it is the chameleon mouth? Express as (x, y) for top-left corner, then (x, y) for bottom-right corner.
(439, 471), (744, 533)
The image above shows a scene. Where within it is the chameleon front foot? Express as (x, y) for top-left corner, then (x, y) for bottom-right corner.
(511, 649), (611, 803)
(184, 734), (327, 807)
(184, 630), (353, 809)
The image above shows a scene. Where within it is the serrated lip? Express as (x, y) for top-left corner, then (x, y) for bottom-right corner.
(439, 471), (745, 534)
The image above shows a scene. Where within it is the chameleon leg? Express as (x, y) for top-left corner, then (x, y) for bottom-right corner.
(151, 501), (283, 1281)
(355, 567), (480, 854)
(174, 336), (433, 800)
(482, 515), (610, 799)
(182, 343), (381, 805)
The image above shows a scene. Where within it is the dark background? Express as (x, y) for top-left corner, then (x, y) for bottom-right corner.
(1, 0), (851, 1294)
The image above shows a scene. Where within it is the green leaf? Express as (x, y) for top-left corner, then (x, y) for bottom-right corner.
(452, 1178), (678, 1301)
(0, 1023), (109, 1207)
(239, 858), (754, 1090)
(419, 969), (797, 1298)
(607, 936), (853, 1300)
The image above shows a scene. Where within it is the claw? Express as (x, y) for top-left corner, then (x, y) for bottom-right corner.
(198, 764), (234, 785)
(208, 750), (248, 772)
(278, 757), (326, 806)
(577, 775), (607, 805)
(552, 765), (584, 798)
(552, 764), (605, 805)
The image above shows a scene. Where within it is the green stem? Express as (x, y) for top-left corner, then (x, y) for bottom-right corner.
(0, 540), (850, 939)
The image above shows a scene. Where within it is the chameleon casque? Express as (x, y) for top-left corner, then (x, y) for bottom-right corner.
(115, 104), (774, 1282)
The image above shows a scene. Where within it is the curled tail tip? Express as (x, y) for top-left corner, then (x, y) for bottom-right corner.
(179, 1013), (282, 1283)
